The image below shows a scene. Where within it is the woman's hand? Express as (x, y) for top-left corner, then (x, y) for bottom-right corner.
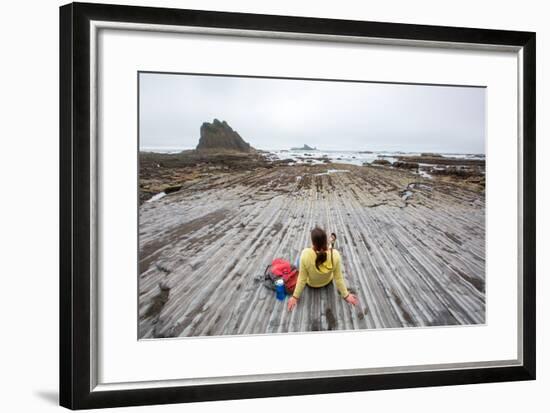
(287, 296), (298, 311)
(345, 293), (358, 305)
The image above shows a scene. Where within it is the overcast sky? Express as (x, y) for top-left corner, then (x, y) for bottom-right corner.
(139, 72), (486, 154)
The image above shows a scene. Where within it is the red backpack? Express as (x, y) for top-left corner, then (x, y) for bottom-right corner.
(263, 258), (299, 295)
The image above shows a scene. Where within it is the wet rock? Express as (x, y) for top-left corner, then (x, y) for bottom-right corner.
(393, 161), (419, 169)
(430, 166), (483, 177)
(371, 159), (391, 166)
(397, 155), (485, 167)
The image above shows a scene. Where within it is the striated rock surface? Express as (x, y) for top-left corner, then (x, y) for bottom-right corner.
(138, 162), (485, 338)
(139, 150), (273, 203)
(196, 119), (253, 152)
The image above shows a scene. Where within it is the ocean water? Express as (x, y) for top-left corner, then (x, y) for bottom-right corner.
(140, 146), (194, 154)
(267, 150), (485, 166)
(139, 147), (485, 167)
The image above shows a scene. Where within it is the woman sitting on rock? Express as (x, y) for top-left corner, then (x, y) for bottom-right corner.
(287, 227), (358, 311)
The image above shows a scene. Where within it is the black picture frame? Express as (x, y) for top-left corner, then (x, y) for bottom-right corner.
(60, 2), (536, 410)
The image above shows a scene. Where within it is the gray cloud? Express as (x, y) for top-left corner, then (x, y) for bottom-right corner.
(139, 72), (485, 154)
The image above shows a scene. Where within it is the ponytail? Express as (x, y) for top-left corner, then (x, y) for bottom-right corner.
(311, 227), (329, 270)
(315, 250), (327, 270)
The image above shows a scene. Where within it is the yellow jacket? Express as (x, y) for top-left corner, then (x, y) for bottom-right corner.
(293, 247), (349, 299)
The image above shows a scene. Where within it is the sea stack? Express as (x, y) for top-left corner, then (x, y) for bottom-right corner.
(196, 119), (253, 153)
(291, 144), (317, 151)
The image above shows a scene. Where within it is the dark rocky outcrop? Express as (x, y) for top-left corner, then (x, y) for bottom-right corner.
(393, 161), (419, 170)
(371, 159), (391, 166)
(397, 155), (484, 167)
(196, 119), (253, 153)
(291, 144), (317, 151)
(430, 166), (484, 178)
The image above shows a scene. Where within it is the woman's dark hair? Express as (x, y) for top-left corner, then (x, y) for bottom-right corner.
(311, 227), (328, 270)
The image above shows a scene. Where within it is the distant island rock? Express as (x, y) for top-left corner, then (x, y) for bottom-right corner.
(291, 144), (317, 151)
(196, 119), (253, 153)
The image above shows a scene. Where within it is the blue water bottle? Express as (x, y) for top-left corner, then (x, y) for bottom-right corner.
(275, 279), (286, 301)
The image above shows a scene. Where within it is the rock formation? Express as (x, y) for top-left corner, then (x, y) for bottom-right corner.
(291, 144), (317, 151)
(196, 119), (253, 152)
(371, 159), (391, 166)
(397, 155), (484, 167)
(392, 161), (419, 170)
